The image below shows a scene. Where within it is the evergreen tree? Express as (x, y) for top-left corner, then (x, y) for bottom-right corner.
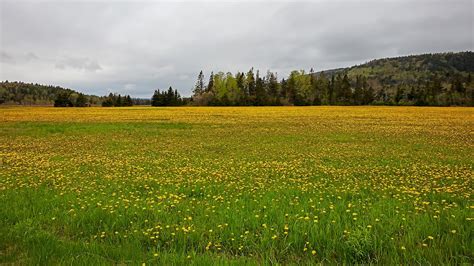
(246, 68), (256, 103)
(362, 86), (374, 105)
(194, 70), (205, 95)
(266, 71), (279, 105)
(335, 74), (352, 104)
(124, 95), (133, 106)
(151, 89), (161, 106)
(54, 92), (73, 107)
(75, 93), (87, 107)
(255, 70), (266, 106)
(206, 72), (214, 92)
(328, 75), (335, 104)
(117, 94), (123, 106)
(151, 87), (184, 106)
(236, 72), (247, 104)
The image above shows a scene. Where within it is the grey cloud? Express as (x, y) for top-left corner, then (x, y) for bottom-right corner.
(55, 56), (102, 72)
(25, 52), (38, 61)
(1, 52), (13, 63)
(1, 0), (473, 97)
(0, 51), (40, 64)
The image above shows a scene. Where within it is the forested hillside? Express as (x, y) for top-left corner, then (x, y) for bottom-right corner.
(0, 81), (101, 106)
(191, 52), (474, 106)
(0, 81), (143, 107)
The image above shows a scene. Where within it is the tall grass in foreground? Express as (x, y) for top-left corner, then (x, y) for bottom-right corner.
(0, 106), (473, 264)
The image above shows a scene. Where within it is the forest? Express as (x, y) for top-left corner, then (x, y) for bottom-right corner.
(191, 52), (474, 106)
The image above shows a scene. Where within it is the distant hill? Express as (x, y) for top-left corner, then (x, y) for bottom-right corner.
(0, 81), (101, 106)
(316, 51), (474, 91)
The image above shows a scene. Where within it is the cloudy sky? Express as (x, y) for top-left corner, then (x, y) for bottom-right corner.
(1, 0), (473, 97)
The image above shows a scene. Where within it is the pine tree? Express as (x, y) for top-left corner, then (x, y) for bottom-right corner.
(362, 86), (374, 105)
(167, 87), (174, 105)
(336, 74), (352, 104)
(151, 89), (161, 106)
(194, 70), (205, 95)
(125, 95), (133, 106)
(236, 72), (247, 104)
(328, 75), (335, 104)
(353, 75), (363, 105)
(206, 72), (214, 92)
(75, 93), (87, 107)
(255, 70), (266, 106)
(116, 94), (122, 106)
(266, 71), (279, 104)
(246, 68), (256, 98)
(54, 92), (73, 107)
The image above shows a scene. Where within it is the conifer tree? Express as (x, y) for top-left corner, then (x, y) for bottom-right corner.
(206, 72), (214, 92)
(194, 70), (205, 95)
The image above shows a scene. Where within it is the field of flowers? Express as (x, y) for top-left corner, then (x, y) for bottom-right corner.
(0, 106), (472, 264)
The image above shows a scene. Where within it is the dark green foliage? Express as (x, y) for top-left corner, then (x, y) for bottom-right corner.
(0, 81), (100, 106)
(193, 70), (205, 95)
(151, 87), (185, 106)
(75, 93), (88, 107)
(54, 92), (93, 107)
(206, 72), (214, 93)
(191, 52), (473, 106)
(101, 93), (133, 107)
(54, 92), (74, 107)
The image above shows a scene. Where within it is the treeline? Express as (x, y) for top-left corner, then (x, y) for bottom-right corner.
(151, 87), (187, 106)
(191, 69), (373, 106)
(101, 93), (133, 107)
(191, 69), (473, 106)
(54, 92), (90, 107)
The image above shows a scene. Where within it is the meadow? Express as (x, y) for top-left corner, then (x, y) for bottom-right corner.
(0, 106), (472, 265)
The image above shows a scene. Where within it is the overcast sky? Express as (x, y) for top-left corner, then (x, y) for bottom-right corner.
(1, 0), (473, 97)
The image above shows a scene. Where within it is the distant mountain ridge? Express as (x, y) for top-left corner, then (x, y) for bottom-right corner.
(315, 51), (474, 89)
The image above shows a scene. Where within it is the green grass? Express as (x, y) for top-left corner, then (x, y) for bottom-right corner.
(0, 106), (473, 264)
